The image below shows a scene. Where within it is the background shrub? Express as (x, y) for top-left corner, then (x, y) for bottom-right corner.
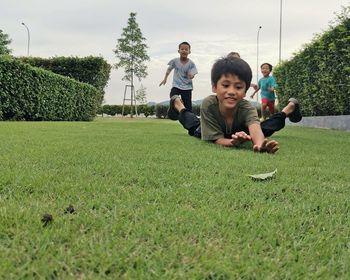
(0, 55), (101, 121)
(18, 56), (111, 101)
(155, 104), (168, 119)
(274, 6), (350, 116)
(100, 104), (155, 117)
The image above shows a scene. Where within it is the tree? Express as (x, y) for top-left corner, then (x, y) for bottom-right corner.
(0, 29), (12, 55)
(135, 84), (147, 105)
(114, 12), (150, 117)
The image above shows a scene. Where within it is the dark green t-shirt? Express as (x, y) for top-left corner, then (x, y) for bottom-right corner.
(200, 95), (260, 141)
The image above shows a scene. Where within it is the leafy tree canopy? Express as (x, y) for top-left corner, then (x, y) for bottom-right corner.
(114, 12), (150, 82)
(135, 84), (147, 104)
(0, 29), (12, 55)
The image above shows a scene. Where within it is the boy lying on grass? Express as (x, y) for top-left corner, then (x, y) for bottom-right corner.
(167, 57), (302, 154)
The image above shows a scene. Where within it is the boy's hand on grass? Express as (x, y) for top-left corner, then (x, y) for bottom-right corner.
(231, 131), (251, 146)
(253, 139), (279, 154)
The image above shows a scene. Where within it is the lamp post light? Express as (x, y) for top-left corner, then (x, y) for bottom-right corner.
(278, 0), (283, 63)
(21, 22), (30, 56)
(256, 26), (262, 101)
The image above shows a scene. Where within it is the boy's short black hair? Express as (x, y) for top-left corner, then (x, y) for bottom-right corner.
(179, 41), (191, 49)
(227, 51), (241, 58)
(260, 63), (273, 71)
(211, 57), (252, 91)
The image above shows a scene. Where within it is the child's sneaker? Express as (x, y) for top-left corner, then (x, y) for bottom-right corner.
(167, 95), (180, 120)
(288, 98), (302, 123)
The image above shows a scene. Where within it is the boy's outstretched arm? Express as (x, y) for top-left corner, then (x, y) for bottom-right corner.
(250, 83), (259, 91)
(248, 123), (279, 153)
(159, 69), (172, 86)
(214, 132), (251, 147)
(250, 87), (259, 99)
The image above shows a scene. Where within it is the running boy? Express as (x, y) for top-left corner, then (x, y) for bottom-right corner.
(226, 51), (258, 90)
(167, 57), (302, 153)
(227, 51), (241, 58)
(159, 42), (198, 111)
(250, 63), (277, 120)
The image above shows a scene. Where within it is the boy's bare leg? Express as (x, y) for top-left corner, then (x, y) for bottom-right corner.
(282, 98), (302, 122)
(260, 98), (302, 137)
(168, 95), (188, 120)
(173, 97), (186, 112)
(281, 101), (295, 116)
(172, 96), (200, 136)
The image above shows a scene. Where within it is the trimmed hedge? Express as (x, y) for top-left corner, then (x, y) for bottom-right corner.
(0, 55), (101, 121)
(155, 104), (169, 119)
(274, 6), (350, 116)
(99, 102), (258, 119)
(18, 56), (111, 94)
(99, 104), (155, 117)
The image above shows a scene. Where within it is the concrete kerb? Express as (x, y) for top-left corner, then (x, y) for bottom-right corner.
(286, 115), (350, 132)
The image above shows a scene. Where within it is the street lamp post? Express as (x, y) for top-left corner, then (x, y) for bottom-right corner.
(256, 26), (262, 101)
(21, 22), (30, 56)
(278, 0), (283, 63)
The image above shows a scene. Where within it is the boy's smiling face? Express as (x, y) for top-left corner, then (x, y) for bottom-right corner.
(178, 44), (190, 59)
(212, 74), (246, 111)
(261, 64), (271, 77)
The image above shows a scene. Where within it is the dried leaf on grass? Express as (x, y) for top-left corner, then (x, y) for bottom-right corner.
(248, 169), (277, 181)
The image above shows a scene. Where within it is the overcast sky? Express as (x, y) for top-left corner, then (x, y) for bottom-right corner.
(2, 0), (349, 104)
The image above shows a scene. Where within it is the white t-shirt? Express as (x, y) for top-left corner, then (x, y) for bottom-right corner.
(167, 58), (198, 90)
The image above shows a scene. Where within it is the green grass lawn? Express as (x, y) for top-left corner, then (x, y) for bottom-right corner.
(1, 118), (349, 279)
